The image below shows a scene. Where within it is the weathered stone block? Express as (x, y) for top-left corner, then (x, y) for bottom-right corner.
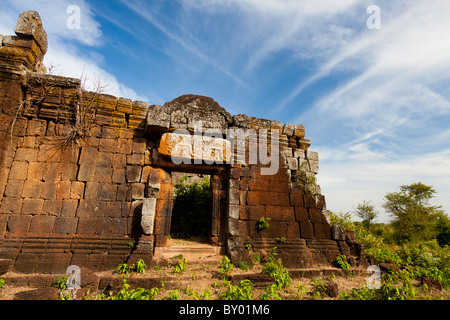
(309, 208), (323, 223)
(158, 132), (232, 163)
(294, 207), (309, 222)
(299, 221), (314, 239)
(77, 164), (95, 182)
(331, 225), (346, 241)
(70, 181), (85, 199)
(7, 215), (30, 235)
(27, 162), (44, 180)
(53, 217), (77, 234)
(289, 189), (303, 207)
(28, 215), (55, 234)
(42, 200), (63, 215)
(95, 152), (113, 167)
(22, 199), (44, 214)
(247, 191), (260, 206)
(79, 146), (98, 165)
(15, 148), (38, 162)
(112, 167), (126, 184)
(287, 157), (298, 170)
(99, 138), (116, 153)
(131, 183), (145, 200)
(94, 166), (112, 183)
(112, 153), (126, 168)
(22, 179), (43, 198)
(26, 119), (47, 136)
(282, 123), (294, 136)
(125, 152), (144, 166)
(76, 200), (99, 218)
(126, 166), (142, 183)
(281, 206), (296, 222)
(61, 200), (78, 217)
(141, 198), (156, 235)
(56, 181), (71, 199)
(9, 161), (28, 180)
(248, 205), (265, 221)
(77, 217), (97, 234)
(4, 179), (24, 197)
(98, 183), (117, 201)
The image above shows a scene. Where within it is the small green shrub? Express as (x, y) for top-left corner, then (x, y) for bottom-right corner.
(310, 279), (326, 300)
(335, 255), (351, 270)
(53, 275), (68, 289)
(221, 280), (253, 300)
(0, 279), (5, 289)
(99, 279), (159, 300)
(261, 247), (291, 289)
(234, 260), (251, 271)
(115, 263), (133, 276)
(220, 256), (234, 279)
(173, 258), (188, 273)
(168, 289), (179, 300)
(260, 284), (282, 300)
(256, 217), (271, 231)
(134, 259), (147, 274)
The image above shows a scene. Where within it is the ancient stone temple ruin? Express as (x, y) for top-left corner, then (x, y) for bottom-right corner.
(0, 11), (371, 274)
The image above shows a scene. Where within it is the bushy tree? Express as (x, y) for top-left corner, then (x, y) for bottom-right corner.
(383, 182), (445, 244)
(436, 214), (450, 247)
(353, 200), (378, 229)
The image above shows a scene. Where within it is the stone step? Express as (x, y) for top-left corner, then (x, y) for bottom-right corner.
(153, 245), (225, 261)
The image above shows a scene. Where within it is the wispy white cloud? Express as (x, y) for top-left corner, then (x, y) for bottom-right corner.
(192, 0), (450, 218)
(118, 0), (250, 90)
(0, 0), (147, 101)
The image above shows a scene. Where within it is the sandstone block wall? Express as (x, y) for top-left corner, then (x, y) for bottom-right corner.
(0, 11), (371, 274)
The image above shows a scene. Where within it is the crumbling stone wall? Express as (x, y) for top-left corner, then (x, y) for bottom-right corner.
(0, 11), (372, 274)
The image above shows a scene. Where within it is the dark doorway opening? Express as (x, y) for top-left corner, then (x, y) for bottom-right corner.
(169, 173), (211, 244)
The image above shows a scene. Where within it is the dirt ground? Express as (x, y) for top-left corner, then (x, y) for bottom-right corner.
(1, 254), (448, 300)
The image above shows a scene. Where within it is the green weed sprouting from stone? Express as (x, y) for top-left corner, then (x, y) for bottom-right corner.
(221, 280), (253, 300)
(53, 275), (68, 289)
(335, 255), (351, 270)
(260, 284), (282, 300)
(135, 259), (147, 274)
(115, 263), (133, 276)
(99, 279), (159, 300)
(0, 279), (5, 289)
(219, 256), (234, 279)
(261, 247), (291, 289)
(256, 217), (271, 231)
(173, 258), (188, 273)
(168, 289), (179, 300)
(310, 278), (326, 300)
(295, 161), (318, 197)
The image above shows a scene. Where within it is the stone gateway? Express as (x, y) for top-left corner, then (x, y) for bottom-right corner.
(0, 11), (372, 275)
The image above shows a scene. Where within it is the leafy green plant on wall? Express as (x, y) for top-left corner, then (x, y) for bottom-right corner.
(115, 259), (147, 276)
(295, 161), (318, 196)
(115, 263), (133, 276)
(335, 255), (351, 270)
(256, 217), (271, 231)
(135, 259), (147, 274)
(52, 275), (68, 290)
(261, 247), (291, 289)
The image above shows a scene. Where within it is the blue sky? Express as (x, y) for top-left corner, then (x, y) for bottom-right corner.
(1, 0), (450, 222)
